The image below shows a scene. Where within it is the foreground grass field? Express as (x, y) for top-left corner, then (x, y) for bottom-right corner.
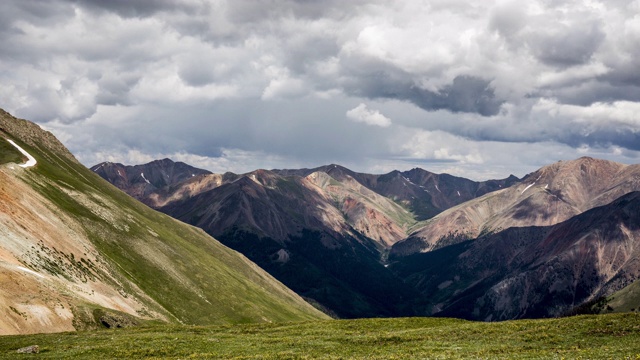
(1, 313), (640, 359)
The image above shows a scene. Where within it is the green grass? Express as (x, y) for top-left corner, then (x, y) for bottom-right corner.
(0, 137), (24, 165)
(602, 279), (640, 314)
(2, 313), (640, 359)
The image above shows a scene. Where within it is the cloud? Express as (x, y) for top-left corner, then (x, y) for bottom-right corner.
(346, 103), (392, 127)
(69, 0), (193, 18)
(1, 0), (640, 180)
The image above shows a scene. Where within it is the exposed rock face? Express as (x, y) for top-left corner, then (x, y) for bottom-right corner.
(0, 109), (76, 162)
(392, 157), (640, 256)
(99, 161), (517, 250)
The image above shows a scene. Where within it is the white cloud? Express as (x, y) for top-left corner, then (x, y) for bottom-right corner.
(346, 103), (392, 127)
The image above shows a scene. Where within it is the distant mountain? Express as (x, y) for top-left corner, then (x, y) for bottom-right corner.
(272, 164), (519, 221)
(390, 191), (640, 320)
(392, 157), (640, 256)
(90, 159), (211, 200)
(0, 109), (327, 335)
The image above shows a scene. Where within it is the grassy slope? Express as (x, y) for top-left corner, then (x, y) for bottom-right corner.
(0, 139), (23, 165)
(1, 313), (640, 359)
(601, 279), (640, 314)
(0, 113), (327, 327)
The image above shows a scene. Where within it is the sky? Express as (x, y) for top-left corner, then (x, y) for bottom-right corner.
(1, 0), (639, 180)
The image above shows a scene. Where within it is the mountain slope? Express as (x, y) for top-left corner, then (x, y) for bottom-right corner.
(393, 157), (640, 255)
(391, 191), (640, 320)
(156, 170), (423, 318)
(0, 109), (327, 335)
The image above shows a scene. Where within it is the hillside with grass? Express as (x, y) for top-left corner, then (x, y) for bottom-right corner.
(0, 109), (327, 335)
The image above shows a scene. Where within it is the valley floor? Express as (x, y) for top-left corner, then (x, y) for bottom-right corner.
(1, 313), (640, 359)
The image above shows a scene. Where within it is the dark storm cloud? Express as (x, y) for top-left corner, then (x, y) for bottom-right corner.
(0, 0), (74, 30)
(529, 22), (605, 68)
(551, 83), (640, 106)
(409, 76), (503, 116)
(69, 0), (192, 18)
(577, 129), (640, 152)
(95, 74), (140, 106)
(349, 72), (503, 116)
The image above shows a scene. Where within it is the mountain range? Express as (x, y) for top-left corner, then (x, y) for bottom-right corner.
(2, 105), (640, 336)
(92, 154), (640, 321)
(91, 160), (520, 317)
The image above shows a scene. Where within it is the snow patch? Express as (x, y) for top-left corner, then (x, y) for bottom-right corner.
(457, 191), (461, 196)
(435, 184), (441, 192)
(6, 139), (37, 168)
(521, 183), (535, 194)
(141, 172), (151, 184)
(17, 266), (45, 279)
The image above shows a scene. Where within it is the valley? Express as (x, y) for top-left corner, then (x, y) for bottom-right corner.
(93, 152), (640, 322)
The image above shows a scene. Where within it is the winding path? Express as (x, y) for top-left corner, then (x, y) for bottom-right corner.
(6, 139), (37, 168)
